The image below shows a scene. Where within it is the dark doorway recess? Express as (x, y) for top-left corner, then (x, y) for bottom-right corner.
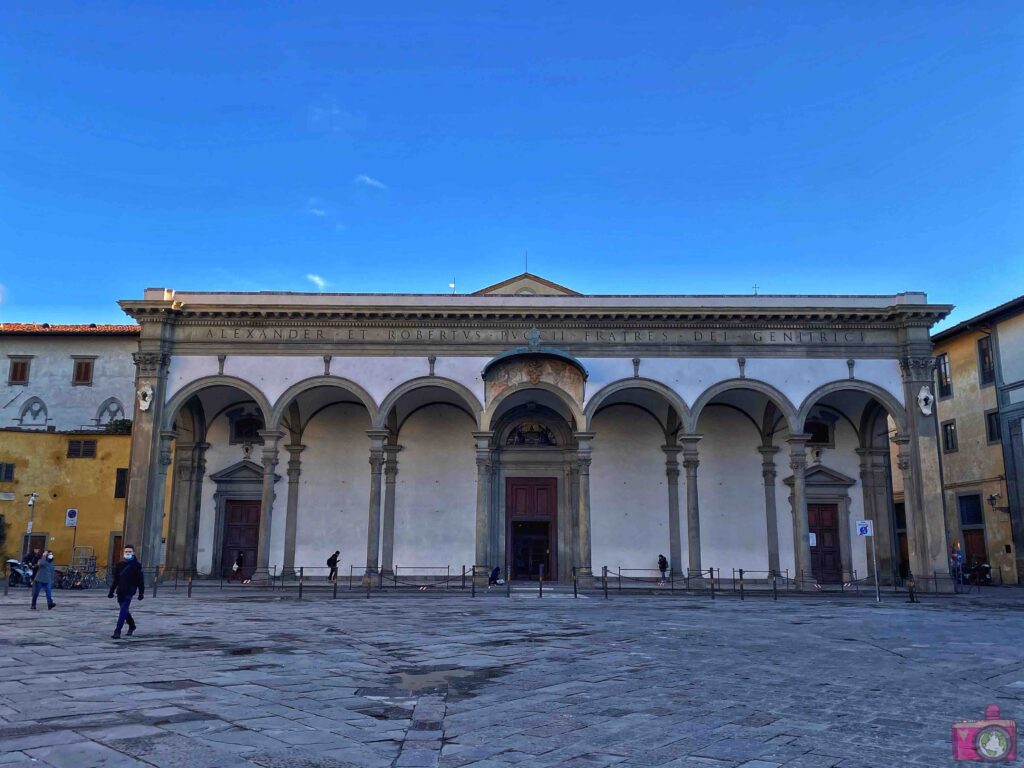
(506, 477), (557, 580)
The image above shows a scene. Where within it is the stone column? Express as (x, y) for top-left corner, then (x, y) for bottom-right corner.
(568, 462), (580, 568)
(281, 444), (305, 578)
(473, 432), (494, 582)
(680, 435), (702, 576)
(183, 442), (208, 575)
(124, 348), (171, 566)
(256, 430), (284, 574)
(758, 445), (781, 576)
(898, 352), (950, 581)
(380, 444), (401, 575)
(145, 430), (176, 569)
(165, 443), (195, 573)
(663, 445), (683, 576)
(575, 432), (595, 578)
(857, 447), (895, 584)
(364, 430), (389, 578)
(788, 435), (812, 582)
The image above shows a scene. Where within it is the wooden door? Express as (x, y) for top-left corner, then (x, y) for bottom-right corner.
(221, 500), (260, 580)
(808, 503), (842, 583)
(962, 529), (987, 567)
(506, 478), (557, 580)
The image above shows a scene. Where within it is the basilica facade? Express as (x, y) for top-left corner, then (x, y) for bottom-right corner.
(119, 274), (952, 586)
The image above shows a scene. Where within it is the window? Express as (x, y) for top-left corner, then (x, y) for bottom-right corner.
(804, 419), (833, 447)
(893, 502), (907, 531)
(936, 353), (952, 398)
(227, 407), (265, 445)
(986, 410), (1001, 444)
(67, 439), (97, 459)
(942, 420), (958, 453)
(958, 494), (984, 527)
(977, 336), (995, 386)
(71, 358), (95, 386)
(0, 463), (14, 482)
(114, 468), (129, 499)
(7, 357), (30, 385)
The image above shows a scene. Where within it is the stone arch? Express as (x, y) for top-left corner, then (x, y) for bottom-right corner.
(797, 380), (907, 435)
(583, 377), (690, 433)
(374, 376), (483, 431)
(94, 396), (126, 426)
(271, 376), (379, 431)
(163, 375), (272, 431)
(17, 396), (48, 427)
(688, 379), (799, 434)
(482, 381), (585, 432)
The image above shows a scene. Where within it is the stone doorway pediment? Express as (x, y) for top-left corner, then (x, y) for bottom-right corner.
(210, 460), (274, 487)
(783, 464), (857, 493)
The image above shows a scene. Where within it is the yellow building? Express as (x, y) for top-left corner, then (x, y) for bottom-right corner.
(0, 429), (132, 572)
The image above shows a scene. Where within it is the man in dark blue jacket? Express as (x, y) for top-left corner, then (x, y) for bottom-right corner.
(108, 544), (144, 639)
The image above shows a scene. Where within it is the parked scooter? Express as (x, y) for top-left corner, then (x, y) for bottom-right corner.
(965, 562), (993, 586)
(5, 559), (34, 587)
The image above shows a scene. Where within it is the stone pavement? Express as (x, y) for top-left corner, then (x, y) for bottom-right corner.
(1, 587), (1023, 767)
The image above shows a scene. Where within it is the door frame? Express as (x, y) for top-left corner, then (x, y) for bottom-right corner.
(505, 477), (558, 581)
(808, 502), (843, 583)
(209, 460), (267, 577)
(220, 499), (261, 580)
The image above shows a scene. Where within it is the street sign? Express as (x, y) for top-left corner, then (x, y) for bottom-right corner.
(808, 532), (817, 547)
(65, 508), (78, 527)
(26, 520), (33, 534)
(856, 520), (873, 537)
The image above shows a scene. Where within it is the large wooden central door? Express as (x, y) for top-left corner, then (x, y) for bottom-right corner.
(808, 503), (842, 583)
(506, 478), (557, 580)
(221, 500), (260, 580)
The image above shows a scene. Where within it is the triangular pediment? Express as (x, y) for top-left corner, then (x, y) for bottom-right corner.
(209, 460), (265, 485)
(473, 273), (581, 297)
(784, 463), (857, 489)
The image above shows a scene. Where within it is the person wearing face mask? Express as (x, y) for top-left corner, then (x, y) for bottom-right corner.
(30, 550), (56, 610)
(108, 545), (144, 639)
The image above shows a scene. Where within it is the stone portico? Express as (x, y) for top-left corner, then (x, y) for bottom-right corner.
(119, 274), (952, 586)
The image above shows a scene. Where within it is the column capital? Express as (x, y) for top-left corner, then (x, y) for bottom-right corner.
(472, 431), (494, 449)
(258, 429), (285, 446)
(366, 429), (390, 447)
(662, 445), (682, 458)
(384, 444), (401, 479)
(574, 431), (596, 446)
(285, 443), (306, 457)
(898, 354), (937, 383)
(757, 445), (781, 458)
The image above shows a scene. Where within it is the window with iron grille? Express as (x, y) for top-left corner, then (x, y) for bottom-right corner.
(977, 336), (995, 386)
(941, 420), (958, 453)
(67, 439), (97, 459)
(986, 410), (1001, 444)
(0, 463), (14, 482)
(71, 358), (94, 386)
(958, 494), (984, 527)
(7, 358), (30, 385)
(114, 468), (129, 498)
(936, 353), (952, 398)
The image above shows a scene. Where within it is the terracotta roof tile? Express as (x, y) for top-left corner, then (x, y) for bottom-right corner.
(0, 323), (139, 336)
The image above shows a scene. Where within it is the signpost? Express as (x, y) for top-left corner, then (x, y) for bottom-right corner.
(856, 520), (880, 603)
(65, 508), (79, 559)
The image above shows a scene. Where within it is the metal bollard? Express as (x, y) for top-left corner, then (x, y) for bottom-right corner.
(332, 576), (338, 599)
(709, 567), (714, 600)
(152, 569), (158, 598)
(174, 571), (179, 592)
(603, 566), (609, 599)
(471, 565), (476, 597)
(539, 564), (544, 599)
(379, 568), (383, 588)
(3, 567), (8, 597)
(670, 570), (674, 593)
(739, 569), (744, 601)
(298, 567), (304, 601)
(462, 565), (466, 590)
(188, 575), (193, 598)
(771, 570), (777, 601)
(349, 565), (354, 591)
(572, 567), (578, 599)
(366, 572), (371, 599)
(506, 565), (511, 598)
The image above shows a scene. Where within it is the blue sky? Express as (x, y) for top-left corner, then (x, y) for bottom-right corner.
(1, 2), (1021, 328)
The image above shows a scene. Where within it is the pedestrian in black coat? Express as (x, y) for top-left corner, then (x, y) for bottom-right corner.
(108, 545), (144, 639)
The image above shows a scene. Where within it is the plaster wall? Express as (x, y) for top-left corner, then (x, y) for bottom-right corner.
(0, 337), (136, 431)
(590, 405), (671, 572)
(392, 404), (476, 571)
(997, 314), (1024, 386)
(292, 404), (372, 574)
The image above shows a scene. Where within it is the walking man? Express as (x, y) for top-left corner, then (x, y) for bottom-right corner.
(30, 550), (56, 610)
(657, 554), (669, 585)
(108, 545), (144, 639)
(326, 550), (340, 582)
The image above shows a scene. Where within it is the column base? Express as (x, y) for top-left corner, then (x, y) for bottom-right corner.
(361, 568), (379, 587)
(576, 566), (593, 580)
(473, 564), (490, 586)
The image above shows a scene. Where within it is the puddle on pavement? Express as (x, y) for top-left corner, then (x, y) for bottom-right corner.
(394, 668), (478, 691)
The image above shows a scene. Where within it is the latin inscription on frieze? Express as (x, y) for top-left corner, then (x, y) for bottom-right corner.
(186, 326), (880, 346)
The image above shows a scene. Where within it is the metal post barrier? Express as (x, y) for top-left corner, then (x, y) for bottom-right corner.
(379, 568), (383, 589)
(462, 565), (466, 590)
(152, 568), (158, 598)
(332, 576), (338, 599)
(739, 569), (744, 601)
(539, 564), (544, 599)
(446, 565), (450, 591)
(573, 567), (578, 598)
(188, 575), (193, 598)
(603, 566), (609, 599)
(709, 567), (714, 600)
(471, 566), (476, 597)
(349, 564), (354, 590)
(618, 568), (622, 591)
(506, 564), (511, 598)
(298, 567), (304, 601)
(3, 566), (8, 597)
(670, 569), (674, 593)
(771, 570), (777, 600)
(174, 570), (178, 591)
(366, 571), (371, 599)
(732, 569), (736, 592)
(934, 572), (939, 593)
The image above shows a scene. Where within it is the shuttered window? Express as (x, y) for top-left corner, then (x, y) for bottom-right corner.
(67, 439), (98, 459)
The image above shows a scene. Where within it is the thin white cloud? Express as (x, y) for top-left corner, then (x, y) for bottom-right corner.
(307, 104), (366, 135)
(306, 274), (328, 291)
(0, 283), (6, 304)
(306, 197), (328, 217)
(353, 174), (388, 190)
